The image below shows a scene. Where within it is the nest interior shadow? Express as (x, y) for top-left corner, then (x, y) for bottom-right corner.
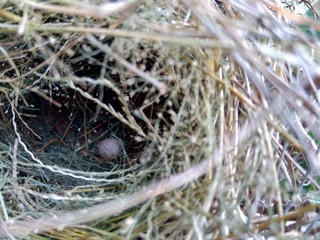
(16, 51), (161, 182)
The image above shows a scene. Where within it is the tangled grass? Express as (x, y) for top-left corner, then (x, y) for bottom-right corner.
(1, 0), (320, 239)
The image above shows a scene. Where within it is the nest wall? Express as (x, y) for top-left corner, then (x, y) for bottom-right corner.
(0, 0), (320, 239)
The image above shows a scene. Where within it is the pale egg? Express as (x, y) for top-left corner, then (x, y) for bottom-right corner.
(98, 138), (120, 161)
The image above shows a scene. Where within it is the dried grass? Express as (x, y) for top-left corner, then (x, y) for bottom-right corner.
(1, 0), (320, 239)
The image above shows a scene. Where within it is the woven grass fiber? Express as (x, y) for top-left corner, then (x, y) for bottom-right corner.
(1, 0), (320, 239)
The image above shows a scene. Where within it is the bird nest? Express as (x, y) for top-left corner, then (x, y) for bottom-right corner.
(1, 0), (320, 239)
